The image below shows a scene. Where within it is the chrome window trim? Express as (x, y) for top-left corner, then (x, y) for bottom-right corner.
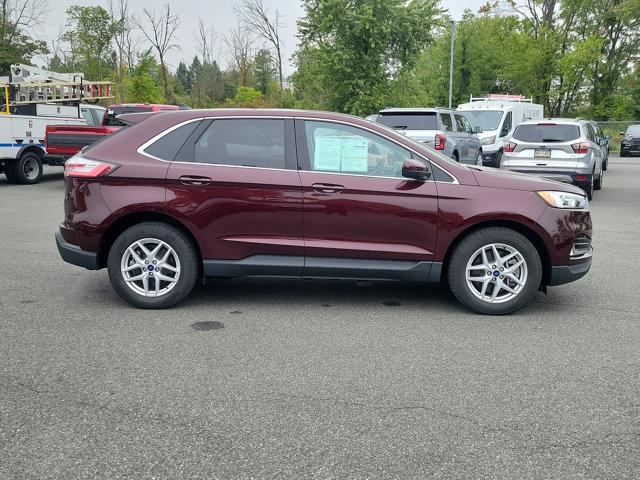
(136, 114), (460, 184)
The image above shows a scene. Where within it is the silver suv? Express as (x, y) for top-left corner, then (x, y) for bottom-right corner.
(369, 107), (483, 165)
(501, 118), (605, 199)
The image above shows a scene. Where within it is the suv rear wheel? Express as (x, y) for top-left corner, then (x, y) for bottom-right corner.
(448, 227), (542, 315)
(107, 222), (199, 308)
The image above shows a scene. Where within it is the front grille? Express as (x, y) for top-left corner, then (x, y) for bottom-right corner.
(570, 234), (592, 257)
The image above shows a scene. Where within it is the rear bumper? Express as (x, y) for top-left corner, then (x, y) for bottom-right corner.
(549, 254), (592, 286)
(55, 231), (99, 270)
(503, 168), (592, 186)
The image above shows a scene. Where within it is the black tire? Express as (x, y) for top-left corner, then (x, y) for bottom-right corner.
(3, 165), (18, 184)
(107, 222), (199, 309)
(452, 151), (459, 162)
(620, 151), (627, 158)
(11, 152), (43, 184)
(594, 169), (603, 191)
(447, 227), (542, 315)
(602, 156), (608, 171)
(583, 173), (594, 200)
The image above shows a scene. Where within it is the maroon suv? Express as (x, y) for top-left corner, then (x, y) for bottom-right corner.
(55, 109), (592, 314)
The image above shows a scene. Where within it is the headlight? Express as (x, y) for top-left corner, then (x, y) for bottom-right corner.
(481, 136), (496, 145)
(537, 191), (588, 209)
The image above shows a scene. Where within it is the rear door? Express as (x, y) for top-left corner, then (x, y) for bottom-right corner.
(454, 113), (479, 160)
(162, 117), (304, 273)
(295, 118), (439, 279)
(507, 122), (582, 172)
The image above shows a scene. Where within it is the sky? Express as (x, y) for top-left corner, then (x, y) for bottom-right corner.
(37, 0), (488, 75)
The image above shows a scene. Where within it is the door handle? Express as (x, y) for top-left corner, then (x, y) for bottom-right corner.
(311, 183), (345, 193)
(179, 175), (212, 186)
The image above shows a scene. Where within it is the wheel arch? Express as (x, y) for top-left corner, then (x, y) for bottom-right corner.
(17, 145), (45, 160)
(440, 219), (552, 287)
(97, 211), (203, 270)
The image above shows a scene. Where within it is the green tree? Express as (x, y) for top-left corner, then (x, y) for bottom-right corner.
(253, 49), (275, 95)
(124, 51), (165, 103)
(175, 61), (192, 93)
(295, 0), (441, 115)
(61, 5), (119, 80)
(0, 1), (49, 74)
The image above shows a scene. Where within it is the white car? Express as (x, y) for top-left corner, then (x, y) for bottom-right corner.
(457, 95), (543, 167)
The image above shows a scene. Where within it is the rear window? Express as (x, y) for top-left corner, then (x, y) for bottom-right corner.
(104, 107), (153, 126)
(144, 121), (201, 161)
(513, 123), (580, 143)
(376, 112), (437, 130)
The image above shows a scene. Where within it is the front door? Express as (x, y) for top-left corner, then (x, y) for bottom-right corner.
(295, 119), (439, 280)
(163, 117), (304, 275)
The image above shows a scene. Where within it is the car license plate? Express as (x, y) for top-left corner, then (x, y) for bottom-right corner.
(534, 148), (551, 158)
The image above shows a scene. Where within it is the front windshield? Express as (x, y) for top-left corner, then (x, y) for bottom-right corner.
(626, 125), (640, 135)
(458, 110), (504, 131)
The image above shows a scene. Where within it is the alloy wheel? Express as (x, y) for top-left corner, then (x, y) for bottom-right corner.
(465, 243), (528, 304)
(120, 238), (181, 297)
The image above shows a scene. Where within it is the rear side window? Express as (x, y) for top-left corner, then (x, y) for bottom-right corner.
(194, 119), (286, 169)
(376, 112), (437, 130)
(144, 121), (201, 161)
(439, 113), (453, 131)
(513, 124), (580, 143)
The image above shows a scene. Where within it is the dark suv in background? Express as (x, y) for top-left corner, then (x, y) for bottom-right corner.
(368, 107), (483, 165)
(621, 124), (640, 157)
(56, 109), (592, 315)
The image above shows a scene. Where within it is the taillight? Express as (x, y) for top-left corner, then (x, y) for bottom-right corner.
(435, 133), (446, 150)
(64, 155), (119, 178)
(571, 142), (590, 154)
(503, 142), (517, 153)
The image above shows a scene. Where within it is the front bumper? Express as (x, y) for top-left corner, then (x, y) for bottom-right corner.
(55, 231), (99, 270)
(549, 253), (592, 286)
(621, 143), (640, 154)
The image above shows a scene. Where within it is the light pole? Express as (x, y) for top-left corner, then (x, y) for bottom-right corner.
(448, 20), (456, 109)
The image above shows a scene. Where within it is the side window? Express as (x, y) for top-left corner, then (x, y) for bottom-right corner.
(439, 113), (453, 132)
(144, 121), (201, 161)
(585, 124), (596, 142)
(501, 111), (513, 136)
(194, 119), (286, 169)
(303, 121), (413, 178)
(80, 108), (95, 126)
(454, 114), (472, 134)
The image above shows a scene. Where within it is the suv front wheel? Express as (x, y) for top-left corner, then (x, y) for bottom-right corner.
(447, 227), (542, 315)
(107, 222), (199, 308)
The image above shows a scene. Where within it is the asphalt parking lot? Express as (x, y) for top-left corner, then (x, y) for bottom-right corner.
(1, 154), (639, 479)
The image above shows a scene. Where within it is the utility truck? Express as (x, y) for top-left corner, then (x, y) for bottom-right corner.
(0, 64), (112, 184)
(457, 94), (543, 167)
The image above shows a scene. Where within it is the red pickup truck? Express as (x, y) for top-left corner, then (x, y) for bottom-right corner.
(46, 103), (179, 158)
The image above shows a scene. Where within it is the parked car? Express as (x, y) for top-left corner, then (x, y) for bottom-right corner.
(56, 109), (592, 315)
(587, 120), (611, 170)
(500, 119), (605, 200)
(45, 103), (179, 160)
(458, 95), (544, 167)
(620, 124), (640, 157)
(368, 107), (483, 165)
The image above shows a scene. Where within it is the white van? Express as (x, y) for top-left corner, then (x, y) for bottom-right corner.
(457, 95), (543, 167)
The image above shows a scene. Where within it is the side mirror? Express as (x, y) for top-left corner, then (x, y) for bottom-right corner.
(473, 126), (482, 134)
(402, 159), (430, 181)
(605, 134), (612, 140)
(620, 131), (625, 136)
